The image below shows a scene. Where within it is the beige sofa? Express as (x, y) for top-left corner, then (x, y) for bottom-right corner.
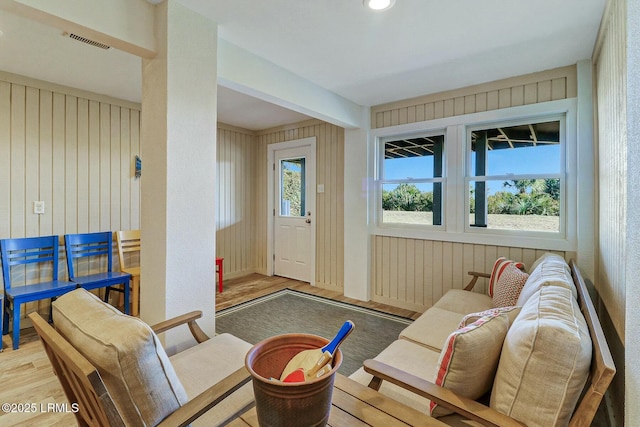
(349, 253), (615, 427)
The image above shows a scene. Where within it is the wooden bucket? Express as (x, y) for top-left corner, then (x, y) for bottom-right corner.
(245, 333), (343, 427)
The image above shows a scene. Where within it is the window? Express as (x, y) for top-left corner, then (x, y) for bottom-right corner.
(280, 157), (306, 217)
(467, 118), (562, 234)
(378, 133), (445, 226)
(371, 99), (578, 249)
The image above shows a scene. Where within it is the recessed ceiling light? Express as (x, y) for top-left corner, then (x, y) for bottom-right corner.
(364, 0), (396, 11)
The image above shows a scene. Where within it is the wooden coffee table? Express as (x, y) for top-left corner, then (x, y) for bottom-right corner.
(227, 373), (447, 426)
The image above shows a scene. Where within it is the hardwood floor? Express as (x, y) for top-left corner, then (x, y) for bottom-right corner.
(0, 274), (419, 426)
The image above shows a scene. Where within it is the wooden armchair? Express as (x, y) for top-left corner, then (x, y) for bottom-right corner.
(30, 289), (254, 427)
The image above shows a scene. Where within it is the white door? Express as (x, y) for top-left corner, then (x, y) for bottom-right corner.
(273, 145), (315, 282)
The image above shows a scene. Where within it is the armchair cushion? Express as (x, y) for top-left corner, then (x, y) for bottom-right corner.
(430, 312), (510, 417)
(52, 289), (188, 427)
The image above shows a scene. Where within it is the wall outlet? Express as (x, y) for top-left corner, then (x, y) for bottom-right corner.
(33, 201), (45, 214)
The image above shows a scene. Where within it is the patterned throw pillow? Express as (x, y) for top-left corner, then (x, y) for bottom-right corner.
(430, 313), (510, 418)
(458, 306), (522, 329)
(489, 257), (526, 297)
(492, 263), (529, 308)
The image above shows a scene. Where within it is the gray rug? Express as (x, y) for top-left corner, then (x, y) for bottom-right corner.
(215, 289), (413, 376)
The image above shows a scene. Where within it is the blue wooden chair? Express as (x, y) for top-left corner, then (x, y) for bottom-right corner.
(0, 235), (78, 350)
(64, 232), (131, 315)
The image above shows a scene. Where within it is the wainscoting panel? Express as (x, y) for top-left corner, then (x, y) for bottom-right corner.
(594, 0), (626, 341)
(216, 125), (257, 279)
(0, 75), (141, 322)
(371, 65), (577, 128)
(371, 235), (566, 312)
(256, 120), (345, 290)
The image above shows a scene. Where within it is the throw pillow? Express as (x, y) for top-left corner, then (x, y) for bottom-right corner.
(489, 257), (525, 297)
(430, 313), (510, 418)
(492, 263), (529, 307)
(458, 306), (522, 329)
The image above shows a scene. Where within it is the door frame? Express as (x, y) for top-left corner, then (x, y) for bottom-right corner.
(267, 137), (317, 283)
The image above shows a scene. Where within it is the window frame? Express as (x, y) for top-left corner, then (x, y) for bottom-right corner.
(463, 114), (567, 238)
(370, 99), (578, 251)
(376, 130), (447, 230)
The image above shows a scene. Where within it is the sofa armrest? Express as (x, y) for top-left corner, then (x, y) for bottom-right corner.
(150, 311), (210, 343)
(363, 360), (525, 427)
(464, 271), (491, 291)
(157, 366), (252, 427)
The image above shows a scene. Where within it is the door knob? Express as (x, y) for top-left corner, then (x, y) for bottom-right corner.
(306, 218), (311, 224)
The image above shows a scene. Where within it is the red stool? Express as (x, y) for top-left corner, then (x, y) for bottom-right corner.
(215, 257), (224, 293)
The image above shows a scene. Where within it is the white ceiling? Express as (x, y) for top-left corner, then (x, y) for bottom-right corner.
(0, 0), (607, 131)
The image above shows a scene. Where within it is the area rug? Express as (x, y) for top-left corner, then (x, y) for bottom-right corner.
(215, 289), (413, 376)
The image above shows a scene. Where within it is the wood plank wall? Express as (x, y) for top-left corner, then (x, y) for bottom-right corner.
(216, 124), (257, 279)
(0, 73), (141, 319)
(594, 0), (626, 341)
(371, 65), (577, 128)
(255, 120), (345, 291)
(369, 65), (577, 311)
(372, 236), (567, 312)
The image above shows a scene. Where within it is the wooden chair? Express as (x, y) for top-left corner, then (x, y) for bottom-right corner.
(64, 232), (131, 314)
(29, 308), (252, 427)
(0, 236), (77, 350)
(115, 230), (141, 316)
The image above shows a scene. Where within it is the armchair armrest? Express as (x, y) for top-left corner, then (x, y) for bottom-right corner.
(150, 311), (210, 343)
(464, 271), (491, 291)
(363, 360), (525, 427)
(157, 366), (252, 427)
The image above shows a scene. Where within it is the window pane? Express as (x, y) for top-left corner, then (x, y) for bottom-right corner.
(471, 121), (560, 176)
(382, 182), (442, 225)
(384, 135), (444, 180)
(280, 158), (305, 217)
(468, 179), (560, 232)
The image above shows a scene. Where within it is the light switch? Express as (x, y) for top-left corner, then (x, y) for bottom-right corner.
(33, 201), (45, 214)
(317, 184), (325, 193)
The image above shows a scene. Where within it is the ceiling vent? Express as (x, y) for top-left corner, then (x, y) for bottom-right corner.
(64, 32), (111, 50)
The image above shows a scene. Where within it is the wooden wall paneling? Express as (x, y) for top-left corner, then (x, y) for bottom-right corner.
(52, 93), (66, 237)
(413, 239), (425, 306)
(397, 237), (407, 301)
(130, 110), (140, 230)
(99, 102), (111, 233)
(25, 87), (40, 238)
(109, 104), (121, 233)
(119, 108), (131, 232)
(537, 80), (552, 102)
(0, 82), (9, 238)
(317, 124), (326, 286)
(511, 85), (524, 107)
(65, 96), (78, 234)
(336, 128), (345, 288)
(39, 90), (53, 237)
(451, 242), (464, 289)
(77, 98), (89, 234)
(11, 85), (26, 238)
(475, 92), (487, 112)
(88, 100), (101, 233)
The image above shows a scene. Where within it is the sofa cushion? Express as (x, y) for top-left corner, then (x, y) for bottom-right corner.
(430, 313), (510, 417)
(170, 333), (255, 426)
(458, 306), (521, 328)
(52, 289), (189, 427)
(489, 257), (525, 297)
(349, 339), (441, 413)
(491, 286), (592, 427)
(492, 263), (529, 307)
(433, 289), (493, 315)
(399, 307), (465, 352)
(516, 253), (576, 306)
